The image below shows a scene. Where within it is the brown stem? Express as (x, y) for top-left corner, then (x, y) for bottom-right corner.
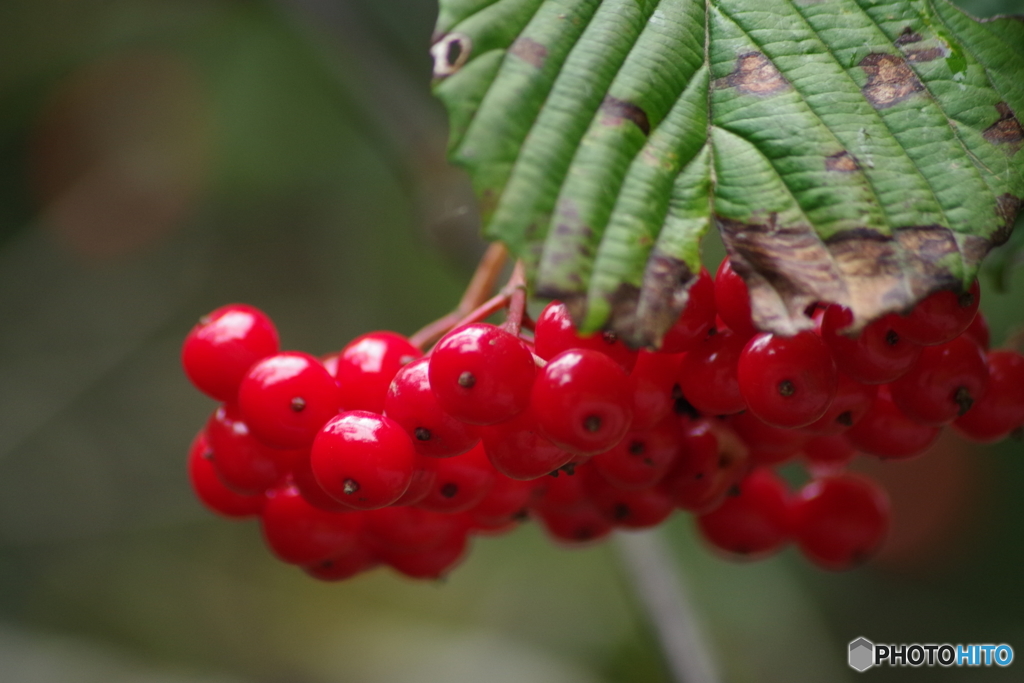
(502, 261), (528, 337)
(410, 243), (509, 349)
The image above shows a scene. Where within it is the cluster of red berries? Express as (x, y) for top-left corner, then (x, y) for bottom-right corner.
(181, 257), (1024, 581)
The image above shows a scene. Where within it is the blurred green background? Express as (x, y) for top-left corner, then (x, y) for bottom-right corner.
(0, 1), (1022, 681)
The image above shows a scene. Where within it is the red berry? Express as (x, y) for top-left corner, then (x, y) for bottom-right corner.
(310, 411), (416, 509)
(382, 529), (469, 580)
(662, 418), (747, 513)
(714, 258), (757, 339)
(628, 350), (685, 431)
(891, 280), (981, 346)
(845, 386), (940, 459)
(429, 323), (536, 425)
(677, 329), (747, 415)
(800, 373), (877, 436)
(364, 506), (465, 553)
(238, 352), (341, 449)
(591, 420), (680, 490)
(802, 434), (857, 470)
(531, 349), (633, 455)
(963, 311), (990, 351)
(335, 332), (421, 413)
(182, 304), (279, 402)
(480, 411), (574, 480)
(695, 468), (791, 559)
(291, 449), (354, 512)
(535, 301), (638, 372)
(585, 472), (675, 529)
(384, 357), (479, 457)
(416, 443), (497, 514)
(792, 474), (889, 570)
(954, 350), (1024, 442)
(390, 455), (438, 506)
(530, 468), (590, 513)
(889, 336), (989, 426)
(205, 404), (296, 494)
(468, 477), (538, 527)
(303, 542), (379, 581)
(819, 306), (922, 384)
(737, 331), (838, 429)
(260, 483), (364, 565)
(536, 502), (613, 545)
(187, 431), (265, 518)
(728, 411), (809, 467)
(659, 268), (716, 353)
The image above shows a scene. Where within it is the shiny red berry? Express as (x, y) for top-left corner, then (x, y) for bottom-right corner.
(468, 477), (539, 527)
(677, 329), (747, 415)
(792, 474), (889, 570)
(628, 350), (685, 431)
(889, 336), (989, 426)
(480, 411), (574, 480)
(695, 468), (791, 559)
(585, 472), (675, 529)
(384, 357), (479, 457)
(382, 530), (469, 580)
(819, 306), (922, 384)
(238, 352), (341, 449)
(364, 506), (465, 553)
(800, 373), (877, 436)
(662, 418), (747, 514)
(416, 443), (497, 514)
(728, 411), (808, 467)
(205, 404), (297, 494)
(659, 268), (716, 353)
(532, 349), (633, 455)
(591, 420), (680, 490)
(187, 431), (265, 518)
(954, 350), (1024, 442)
(714, 258), (757, 339)
(310, 411), (416, 509)
(737, 331), (838, 429)
(535, 301), (638, 372)
(182, 304), (279, 402)
(891, 280), (981, 346)
(335, 332), (421, 413)
(429, 323), (536, 425)
(260, 483), (364, 565)
(845, 386), (940, 459)
(536, 502), (613, 545)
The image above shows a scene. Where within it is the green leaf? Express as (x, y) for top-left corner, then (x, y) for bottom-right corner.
(431, 0), (1024, 345)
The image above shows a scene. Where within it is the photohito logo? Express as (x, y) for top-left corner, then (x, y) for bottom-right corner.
(848, 637), (1014, 672)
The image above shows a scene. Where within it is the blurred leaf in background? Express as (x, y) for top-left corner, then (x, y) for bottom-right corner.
(0, 1), (1022, 683)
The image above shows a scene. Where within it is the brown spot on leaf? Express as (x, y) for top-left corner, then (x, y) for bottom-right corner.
(858, 53), (925, 109)
(510, 37), (548, 68)
(719, 52), (789, 97)
(430, 33), (472, 78)
(894, 27), (923, 46)
(629, 250), (696, 348)
(599, 96), (650, 135)
(825, 151), (860, 172)
(824, 229), (907, 318)
(604, 281), (642, 346)
(893, 225), (960, 298)
(905, 47), (946, 62)
(994, 193), (1022, 244)
(983, 102), (1023, 153)
(718, 215), (846, 335)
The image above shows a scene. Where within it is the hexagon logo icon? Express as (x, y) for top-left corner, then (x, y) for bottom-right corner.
(849, 637), (875, 672)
